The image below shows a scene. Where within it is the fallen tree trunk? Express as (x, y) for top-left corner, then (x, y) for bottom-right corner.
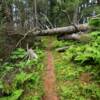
(9, 24), (89, 47)
(57, 33), (83, 41)
(10, 24), (89, 37)
(57, 33), (91, 42)
(56, 46), (69, 52)
(57, 33), (80, 40)
(32, 24), (89, 36)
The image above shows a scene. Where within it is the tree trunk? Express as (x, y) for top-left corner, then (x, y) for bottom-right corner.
(56, 46), (69, 52)
(57, 32), (90, 42)
(9, 24), (89, 38)
(97, 0), (100, 4)
(73, 4), (79, 24)
(31, 24), (89, 36)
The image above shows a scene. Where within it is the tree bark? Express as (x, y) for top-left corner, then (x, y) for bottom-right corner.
(73, 4), (79, 24)
(32, 24), (89, 36)
(56, 46), (69, 52)
(57, 33), (80, 41)
(9, 24), (89, 37)
(57, 32), (90, 42)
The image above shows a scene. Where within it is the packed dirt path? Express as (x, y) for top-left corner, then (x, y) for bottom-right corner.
(43, 37), (59, 100)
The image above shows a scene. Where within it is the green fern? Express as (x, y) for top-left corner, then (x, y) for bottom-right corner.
(15, 72), (33, 84)
(0, 89), (23, 100)
(10, 48), (26, 60)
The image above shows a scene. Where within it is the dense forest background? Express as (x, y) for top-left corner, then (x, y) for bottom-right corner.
(0, 0), (100, 59)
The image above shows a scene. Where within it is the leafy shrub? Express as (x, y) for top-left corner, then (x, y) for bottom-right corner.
(10, 48), (26, 60)
(63, 31), (100, 65)
(89, 18), (100, 30)
(54, 31), (100, 99)
(0, 47), (44, 99)
(0, 89), (23, 100)
(59, 82), (100, 100)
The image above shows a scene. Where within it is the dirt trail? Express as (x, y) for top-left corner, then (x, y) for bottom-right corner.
(43, 38), (58, 100)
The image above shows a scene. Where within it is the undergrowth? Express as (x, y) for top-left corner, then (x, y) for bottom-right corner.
(53, 31), (100, 100)
(0, 47), (44, 100)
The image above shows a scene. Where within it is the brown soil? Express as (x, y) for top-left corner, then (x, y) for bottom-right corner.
(43, 40), (58, 100)
(80, 72), (92, 84)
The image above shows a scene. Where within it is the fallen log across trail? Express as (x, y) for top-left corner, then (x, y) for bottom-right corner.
(10, 24), (89, 47)
(30, 24), (89, 36)
(9, 24), (89, 37)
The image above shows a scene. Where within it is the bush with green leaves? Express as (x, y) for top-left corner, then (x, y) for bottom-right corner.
(63, 31), (100, 65)
(0, 47), (44, 100)
(10, 48), (27, 60)
(59, 82), (100, 100)
(54, 31), (100, 99)
(89, 17), (100, 30)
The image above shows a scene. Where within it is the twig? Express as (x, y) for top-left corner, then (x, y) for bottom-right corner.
(40, 12), (54, 28)
(62, 10), (72, 24)
(16, 28), (36, 47)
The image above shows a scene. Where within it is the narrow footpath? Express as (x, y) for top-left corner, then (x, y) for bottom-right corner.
(43, 38), (59, 100)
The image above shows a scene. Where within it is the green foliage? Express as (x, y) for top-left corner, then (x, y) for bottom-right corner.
(15, 72), (33, 84)
(53, 31), (100, 99)
(49, 0), (82, 26)
(10, 48), (26, 60)
(0, 89), (23, 100)
(89, 18), (100, 30)
(0, 47), (44, 99)
(59, 82), (100, 100)
(62, 31), (100, 66)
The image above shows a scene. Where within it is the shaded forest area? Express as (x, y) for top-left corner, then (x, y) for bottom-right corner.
(0, 0), (100, 57)
(0, 0), (100, 100)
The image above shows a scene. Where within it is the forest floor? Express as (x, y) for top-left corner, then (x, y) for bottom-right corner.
(0, 31), (100, 100)
(42, 36), (100, 100)
(0, 34), (100, 100)
(42, 36), (91, 100)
